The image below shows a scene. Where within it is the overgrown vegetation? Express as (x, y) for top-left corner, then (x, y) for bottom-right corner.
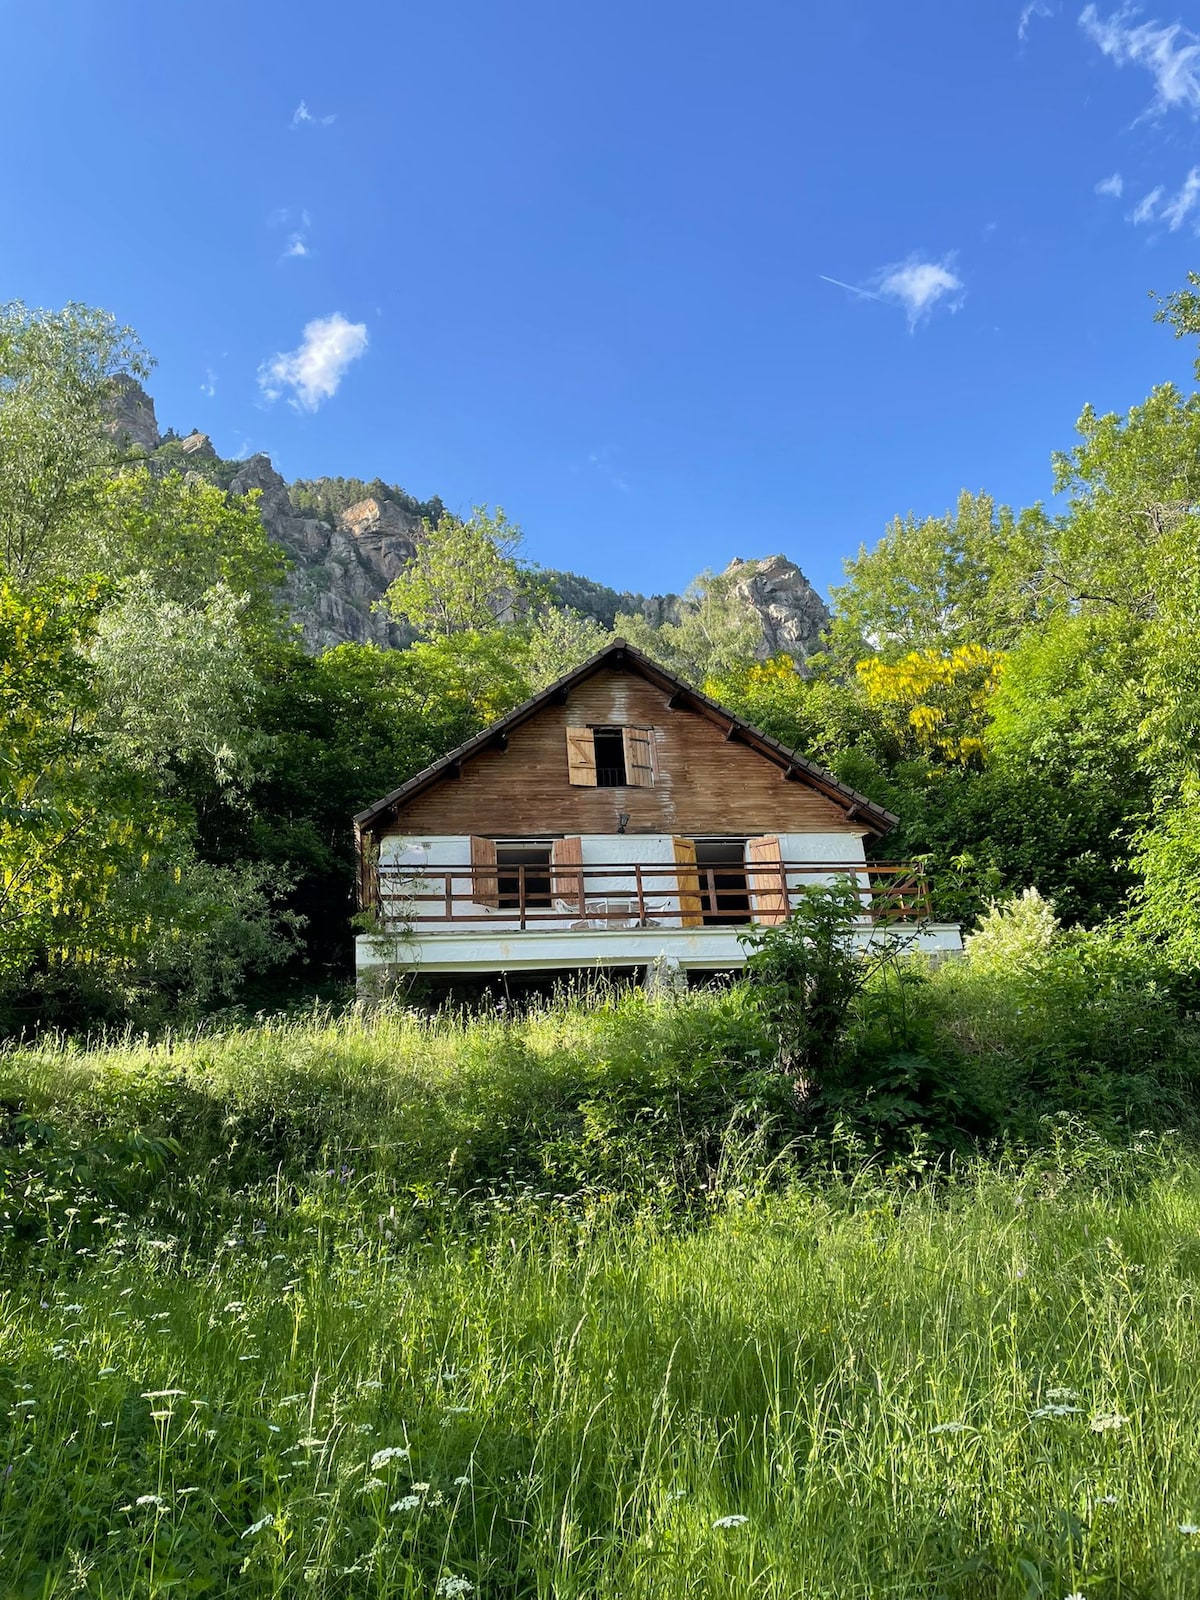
(0, 949), (1198, 1596)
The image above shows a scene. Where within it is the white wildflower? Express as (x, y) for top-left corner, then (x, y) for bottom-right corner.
(435, 1578), (473, 1598)
(360, 1477), (387, 1492)
(223, 1302), (245, 1313)
(370, 1445), (410, 1469)
(1179, 1523), (1200, 1534)
(13, 1400), (35, 1409)
(62, 1304), (84, 1313)
(453, 1475), (470, 1486)
(241, 1513), (275, 1537)
(98, 1367), (118, 1377)
(713, 1514), (749, 1528)
(1090, 1413), (1129, 1433)
(1029, 1404), (1084, 1419)
(411, 1481), (431, 1492)
(1045, 1387), (1079, 1402)
(930, 1420), (970, 1434)
(390, 1494), (421, 1513)
(1064, 1592), (1086, 1600)
(141, 1390), (186, 1400)
(135, 1495), (166, 1508)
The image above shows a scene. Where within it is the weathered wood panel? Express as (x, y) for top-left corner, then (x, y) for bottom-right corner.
(747, 834), (788, 925)
(390, 668), (862, 840)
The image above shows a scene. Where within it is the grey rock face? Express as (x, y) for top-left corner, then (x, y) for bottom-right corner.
(105, 377), (161, 455)
(178, 431), (217, 461)
(107, 386), (830, 662)
(724, 555), (831, 664)
(228, 461), (417, 651)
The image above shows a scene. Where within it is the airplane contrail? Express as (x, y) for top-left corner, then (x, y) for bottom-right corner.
(818, 274), (883, 302)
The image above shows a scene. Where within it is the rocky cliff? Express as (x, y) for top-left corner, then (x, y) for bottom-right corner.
(106, 381), (831, 662)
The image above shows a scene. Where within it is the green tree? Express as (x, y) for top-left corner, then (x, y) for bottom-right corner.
(616, 566), (760, 685)
(0, 301), (150, 581)
(77, 468), (287, 629)
(0, 577), (172, 974)
(828, 490), (1053, 666)
(383, 505), (538, 638)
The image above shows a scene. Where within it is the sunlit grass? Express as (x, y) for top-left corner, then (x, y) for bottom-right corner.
(1, 1001), (1199, 1595)
(1, 1138), (1200, 1594)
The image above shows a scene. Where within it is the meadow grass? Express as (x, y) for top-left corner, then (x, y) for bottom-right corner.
(1, 1000), (1199, 1597)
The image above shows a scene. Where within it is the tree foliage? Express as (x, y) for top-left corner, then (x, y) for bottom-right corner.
(384, 505), (539, 638)
(616, 566), (760, 685)
(0, 301), (149, 581)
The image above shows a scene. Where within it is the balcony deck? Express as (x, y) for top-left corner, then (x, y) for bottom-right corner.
(355, 859), (964, 976)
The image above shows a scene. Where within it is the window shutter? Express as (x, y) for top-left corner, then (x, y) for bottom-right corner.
(356, 826), (380, 915)
(551, 835), (584, 914)
(622, 726), (655, 787)
(747, 835), (788, 926)
(566, 727), (597, 786)
(673, 837), (703, 928)
(471, 835), (499, 909)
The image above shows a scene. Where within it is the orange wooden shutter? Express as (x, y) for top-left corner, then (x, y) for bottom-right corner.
(622, 726), (655, 787)
(747, 835), (788, 925)
(565, 727), (597, 786)
(673, 837), (703, 927)
(470, 835), (499, 908)
(551, 835), (584, 914)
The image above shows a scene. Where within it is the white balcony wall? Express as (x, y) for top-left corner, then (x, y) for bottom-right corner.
(578, 834), (680, 923)
(775, 831), (871, 914)
(378, 835), (477, 928)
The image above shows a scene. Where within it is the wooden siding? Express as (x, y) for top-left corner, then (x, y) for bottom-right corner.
(388, 668), (863, 840)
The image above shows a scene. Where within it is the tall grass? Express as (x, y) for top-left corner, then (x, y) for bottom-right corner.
(1, 993), (1199, 1595)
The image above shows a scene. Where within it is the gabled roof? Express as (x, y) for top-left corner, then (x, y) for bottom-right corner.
(354, 638), (898, 837)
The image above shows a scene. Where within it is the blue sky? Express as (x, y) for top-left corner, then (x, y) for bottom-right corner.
(4, 2), (1200, 599)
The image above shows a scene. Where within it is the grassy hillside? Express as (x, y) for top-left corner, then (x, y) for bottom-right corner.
(1, 985), (1199, 1597)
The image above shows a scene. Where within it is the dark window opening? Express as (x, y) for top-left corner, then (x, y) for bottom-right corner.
(695, 839), (750, 926)
(496, 843), (553, 909)
(592, 728), (627, 787)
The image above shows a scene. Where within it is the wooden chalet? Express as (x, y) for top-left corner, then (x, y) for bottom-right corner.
(353, 638), (962, 982)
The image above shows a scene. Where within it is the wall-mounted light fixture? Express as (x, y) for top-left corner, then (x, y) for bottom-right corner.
(616, 812), (630, 834)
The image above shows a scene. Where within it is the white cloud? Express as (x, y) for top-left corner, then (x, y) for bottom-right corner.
(258, 314), (368, 412)
(291, 100), (336, 129)
(1079, 6), (1200, 115)
(1131, 183), (1166, 220)
(200, 368), (217, 398)
(820, 255), (966, 329)
(876, 254), (966, 328)
(1095, 171), (1125, 195)
(270, 207), (313, 260)
(1128, 164), (1200, 225)
(1019, 2), (1055, 40)
(1161, 164), (1200, 225)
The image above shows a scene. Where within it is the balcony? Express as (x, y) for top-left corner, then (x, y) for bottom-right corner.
(355, 859), (963, 977)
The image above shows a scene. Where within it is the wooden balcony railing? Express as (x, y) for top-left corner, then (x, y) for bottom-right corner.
(374, 860), (931, 933)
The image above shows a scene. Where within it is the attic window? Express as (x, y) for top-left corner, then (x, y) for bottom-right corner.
(592, 728), (626, 786)
(566, 726), (655, 787)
